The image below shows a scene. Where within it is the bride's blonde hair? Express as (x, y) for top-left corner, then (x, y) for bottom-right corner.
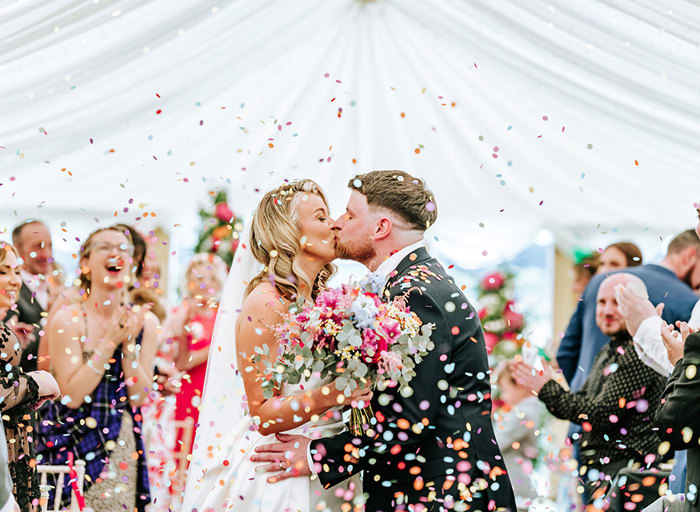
(245, 179), (335, 302)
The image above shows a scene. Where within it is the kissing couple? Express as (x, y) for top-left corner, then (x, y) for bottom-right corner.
(183, 170), (516, 512)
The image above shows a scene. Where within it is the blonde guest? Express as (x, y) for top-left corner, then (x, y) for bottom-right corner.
(35, 226), (158, 512)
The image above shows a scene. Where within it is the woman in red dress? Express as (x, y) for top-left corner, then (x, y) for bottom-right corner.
(173, 254), (227, 455)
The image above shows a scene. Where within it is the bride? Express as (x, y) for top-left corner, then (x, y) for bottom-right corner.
(183, 180), (369, 511)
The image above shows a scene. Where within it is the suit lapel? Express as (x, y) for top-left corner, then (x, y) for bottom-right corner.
(383, 247), (433, 298)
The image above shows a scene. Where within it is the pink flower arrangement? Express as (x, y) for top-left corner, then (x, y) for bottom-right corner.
(214, 202), (234, 222)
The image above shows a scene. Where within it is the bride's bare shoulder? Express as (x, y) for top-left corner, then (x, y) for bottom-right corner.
(239, 282), (289, 325)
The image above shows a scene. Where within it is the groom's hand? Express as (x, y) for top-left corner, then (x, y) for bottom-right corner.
(250, 433), (312, 483)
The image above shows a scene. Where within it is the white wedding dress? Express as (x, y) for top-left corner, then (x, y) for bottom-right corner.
(183, 223), (361, 511)
(184, 375), (361, 512)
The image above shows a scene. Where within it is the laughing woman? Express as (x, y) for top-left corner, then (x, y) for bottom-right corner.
(0, 243), (60, 512)
(35, 226), (158, 512)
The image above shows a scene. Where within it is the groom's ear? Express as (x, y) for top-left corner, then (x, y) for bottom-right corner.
(373, 217), (392, 241)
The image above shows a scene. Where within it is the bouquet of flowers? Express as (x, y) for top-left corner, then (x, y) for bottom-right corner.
(258, 279), (435, 435)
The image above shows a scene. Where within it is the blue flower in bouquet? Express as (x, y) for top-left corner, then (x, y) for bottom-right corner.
(351, 294), (379, 330)
(359, 272), (385, 295)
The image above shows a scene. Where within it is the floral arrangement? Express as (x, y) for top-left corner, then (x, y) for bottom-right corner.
(477, 270), (526, 365)
(194, 189), (243, 268)
(258, 279), (435, 435)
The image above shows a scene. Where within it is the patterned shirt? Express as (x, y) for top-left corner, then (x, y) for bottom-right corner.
(539, 332), (665, 469)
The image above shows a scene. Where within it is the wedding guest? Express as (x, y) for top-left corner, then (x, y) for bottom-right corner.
(617, 206), (700, 504)
(36, 225), (167, 373)
(573, 252), (599, 297)
(558, 229), (700, 389)
(173, 253), (227, 455)
(492, 362), (541, 511)
(0, 242), (60, 512)
(513, 273), (666, 506)
(597, 241), (643, 274)
(559, 230), (698, 506)
(36, 226), (158, 512)
(4, 221), (53, 371)
(650, 322), (700, 512)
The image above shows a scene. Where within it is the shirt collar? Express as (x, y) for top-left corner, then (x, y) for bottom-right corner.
(20, 268), (47, 288)
(374, 240), (425, 283)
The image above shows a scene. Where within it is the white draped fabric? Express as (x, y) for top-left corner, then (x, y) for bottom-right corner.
(2, 0), (699, 266)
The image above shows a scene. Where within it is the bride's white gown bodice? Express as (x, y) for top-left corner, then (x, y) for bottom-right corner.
(183, 374), (362, 512)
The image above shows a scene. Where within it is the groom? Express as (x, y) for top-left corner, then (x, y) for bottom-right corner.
(252, 170), (516, 511)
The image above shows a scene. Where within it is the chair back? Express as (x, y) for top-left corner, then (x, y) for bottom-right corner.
(37, 460), (86, 512)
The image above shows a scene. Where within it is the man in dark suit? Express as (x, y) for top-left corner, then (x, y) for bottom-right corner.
(4, 220), (53, 371)
(252, 170), (516, 511)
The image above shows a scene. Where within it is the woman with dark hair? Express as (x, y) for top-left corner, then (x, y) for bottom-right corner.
(598, 241), (643, 274)
(36, 226), (157, 511)
(0, 243), (60, 512)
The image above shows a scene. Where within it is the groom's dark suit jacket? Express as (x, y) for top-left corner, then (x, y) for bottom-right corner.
(311, 248), (516, 512)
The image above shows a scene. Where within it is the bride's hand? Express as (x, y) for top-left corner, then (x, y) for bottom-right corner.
(328, 379), (373, 408)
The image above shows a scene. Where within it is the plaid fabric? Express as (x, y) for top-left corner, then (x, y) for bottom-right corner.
(35, 332), (150, 511)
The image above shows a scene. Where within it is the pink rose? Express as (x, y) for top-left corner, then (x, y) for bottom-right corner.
(378, 350), (403, 377)
(215, 202), (234, 222)
(361, 329), (387, 363)
(231, 237), (240, 253)
(483, 331), (499, 354)
(379, 318), (401, 343)
(481, 272), (505, 291)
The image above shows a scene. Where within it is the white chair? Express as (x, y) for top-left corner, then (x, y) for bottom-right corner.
(37, 460), (86, 512)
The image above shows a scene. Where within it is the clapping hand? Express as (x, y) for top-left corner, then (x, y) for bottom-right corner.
(509, 359), (553, 395)
(616, 285), (663, 336)
(27, 370), (61, 409)
(660, 321), (695, 366)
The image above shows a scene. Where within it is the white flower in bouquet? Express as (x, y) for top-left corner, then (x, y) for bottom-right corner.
(351, 294), (380, 330)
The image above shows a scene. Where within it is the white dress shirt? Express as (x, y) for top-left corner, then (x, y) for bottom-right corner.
(633, 298), (700, 376)
(20, 268), (49, 311)
(306, 240), (426, 475)
(372, 240), (426, 286)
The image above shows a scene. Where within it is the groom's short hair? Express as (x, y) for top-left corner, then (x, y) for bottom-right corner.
(348, 170), (437, 231)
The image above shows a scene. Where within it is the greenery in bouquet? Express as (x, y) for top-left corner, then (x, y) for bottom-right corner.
(256, 278), (434, 435)
(476, 269), (526, 367)
(194, 189), (243, 268)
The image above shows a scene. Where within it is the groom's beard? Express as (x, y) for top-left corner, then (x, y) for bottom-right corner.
(335, 238), (376, 263)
